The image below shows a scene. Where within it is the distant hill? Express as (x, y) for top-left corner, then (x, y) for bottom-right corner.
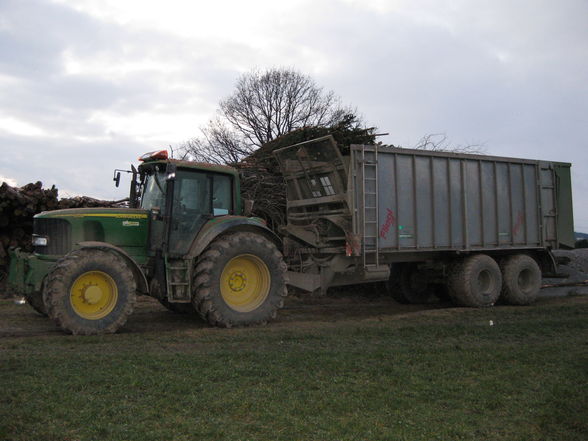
(576, 231), (588, 239)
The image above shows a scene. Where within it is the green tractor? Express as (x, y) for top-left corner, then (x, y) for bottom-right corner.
(8, 150), (288, 335)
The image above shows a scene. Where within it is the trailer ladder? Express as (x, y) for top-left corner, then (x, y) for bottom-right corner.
(361, 145), (379, 269)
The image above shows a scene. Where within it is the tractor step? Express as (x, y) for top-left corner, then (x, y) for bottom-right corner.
(165, 258), (192, 302)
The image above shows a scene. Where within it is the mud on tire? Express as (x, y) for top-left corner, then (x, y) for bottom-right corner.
(499, 254), (541, 305)
(44, 249), (136, 335)
(192, 232), (288, 327)
(24, 284), (47, 317)
(448, 254), (501, 307)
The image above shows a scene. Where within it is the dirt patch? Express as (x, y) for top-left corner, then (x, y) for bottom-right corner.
(2, 288), (587, 340)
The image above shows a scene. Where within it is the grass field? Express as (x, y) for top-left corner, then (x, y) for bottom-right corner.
(1, 294), (587, 441)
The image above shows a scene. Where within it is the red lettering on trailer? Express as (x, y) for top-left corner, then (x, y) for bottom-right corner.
(379, 208), (396, 239)
(513, 211), (525, 236)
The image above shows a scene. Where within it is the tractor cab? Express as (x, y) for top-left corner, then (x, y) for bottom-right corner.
(127, 150), (240, 257)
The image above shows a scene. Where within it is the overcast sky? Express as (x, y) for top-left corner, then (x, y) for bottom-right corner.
(1, 0), (587, 231)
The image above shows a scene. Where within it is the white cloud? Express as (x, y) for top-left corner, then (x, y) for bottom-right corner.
(87, 110), (203, 146)
(342, 0), (403, 14)
(0, 175), (18, 187)
(52, 0), (306, 41)
(61, 49), (184, 78)
(0, 116), (50, 138)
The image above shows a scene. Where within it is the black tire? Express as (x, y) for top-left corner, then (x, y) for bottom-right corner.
(388, 264), (433, 304)
(384, 264), (403, 302)
(432, 283), (451, 302)
(44, 249), (136, 335)
(192, 232), (287, 327)
(24, 283), (47, 316)
(499, 254), (541, 305)
(447, 254), (502, 307)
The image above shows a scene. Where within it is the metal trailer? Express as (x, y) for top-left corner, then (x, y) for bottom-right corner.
(274, 136), (574, 306)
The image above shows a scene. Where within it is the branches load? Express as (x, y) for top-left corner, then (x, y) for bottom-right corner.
(236, 116), (377, 232)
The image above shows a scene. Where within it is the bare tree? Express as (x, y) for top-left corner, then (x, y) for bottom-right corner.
(181, 68), (351, 164)
(181, 119), (250, 165)
(413, 133), (486, 154)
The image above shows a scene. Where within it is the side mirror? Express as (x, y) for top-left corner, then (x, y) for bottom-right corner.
(113, 171), (121, 188)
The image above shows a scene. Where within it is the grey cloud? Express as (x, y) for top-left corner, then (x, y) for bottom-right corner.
(0, 133), (145, 200)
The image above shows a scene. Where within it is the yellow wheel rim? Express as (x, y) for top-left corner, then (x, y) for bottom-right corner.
(220, 254), (270, 312)
(70, 271), (118, 320)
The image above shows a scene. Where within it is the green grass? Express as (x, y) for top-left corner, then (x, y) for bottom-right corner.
(1, 297), (587, 441)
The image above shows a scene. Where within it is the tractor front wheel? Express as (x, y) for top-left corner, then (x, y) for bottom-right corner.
(44, 249), (136, 335)
(193, 232), (287, 327)
(24, 287), (47, 317)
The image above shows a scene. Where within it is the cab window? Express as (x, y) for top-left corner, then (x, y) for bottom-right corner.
(213, 174), (232, 216)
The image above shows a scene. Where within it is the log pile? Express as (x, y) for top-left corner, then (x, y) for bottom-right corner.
(0, 182), (59, 259)
(0, 181), (123, 296)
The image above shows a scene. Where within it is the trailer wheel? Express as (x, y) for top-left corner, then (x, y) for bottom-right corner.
(44, 249), (136, 335)
(432, 284), (451, 302)
(500, 254), (541, 305)
(388, 264), (433, 304)
(192, 232), (287, 327)
(448, 254), (501, 307)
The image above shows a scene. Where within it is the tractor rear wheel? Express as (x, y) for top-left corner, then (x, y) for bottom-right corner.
(44, 249), (136, 335)
(193, 232), (287, 327)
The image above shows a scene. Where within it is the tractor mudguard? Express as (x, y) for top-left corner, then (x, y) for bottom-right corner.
(77, 241), (149, 294)
(186, 216), (281, 260)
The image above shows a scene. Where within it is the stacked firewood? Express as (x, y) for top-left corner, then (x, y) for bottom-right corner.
(0, 182), (59, 259)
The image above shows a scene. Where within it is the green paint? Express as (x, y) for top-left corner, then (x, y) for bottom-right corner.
(7, 249), (56, 295)
(39, 207), (150, 263)
(554, 163), (575, 249)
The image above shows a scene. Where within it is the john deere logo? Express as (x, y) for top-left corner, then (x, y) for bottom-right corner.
(122, 220), (140, 227)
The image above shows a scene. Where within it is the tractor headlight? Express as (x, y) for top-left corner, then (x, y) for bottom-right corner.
(32, 235), (48, 247)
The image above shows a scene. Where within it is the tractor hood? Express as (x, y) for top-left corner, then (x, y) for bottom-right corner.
(37, 206), (148, 219)
(33, 207), (149, 263)
(37, 207), (149, 222)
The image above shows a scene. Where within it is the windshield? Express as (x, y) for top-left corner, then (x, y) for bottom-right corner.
(140, 170), (166, 211)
